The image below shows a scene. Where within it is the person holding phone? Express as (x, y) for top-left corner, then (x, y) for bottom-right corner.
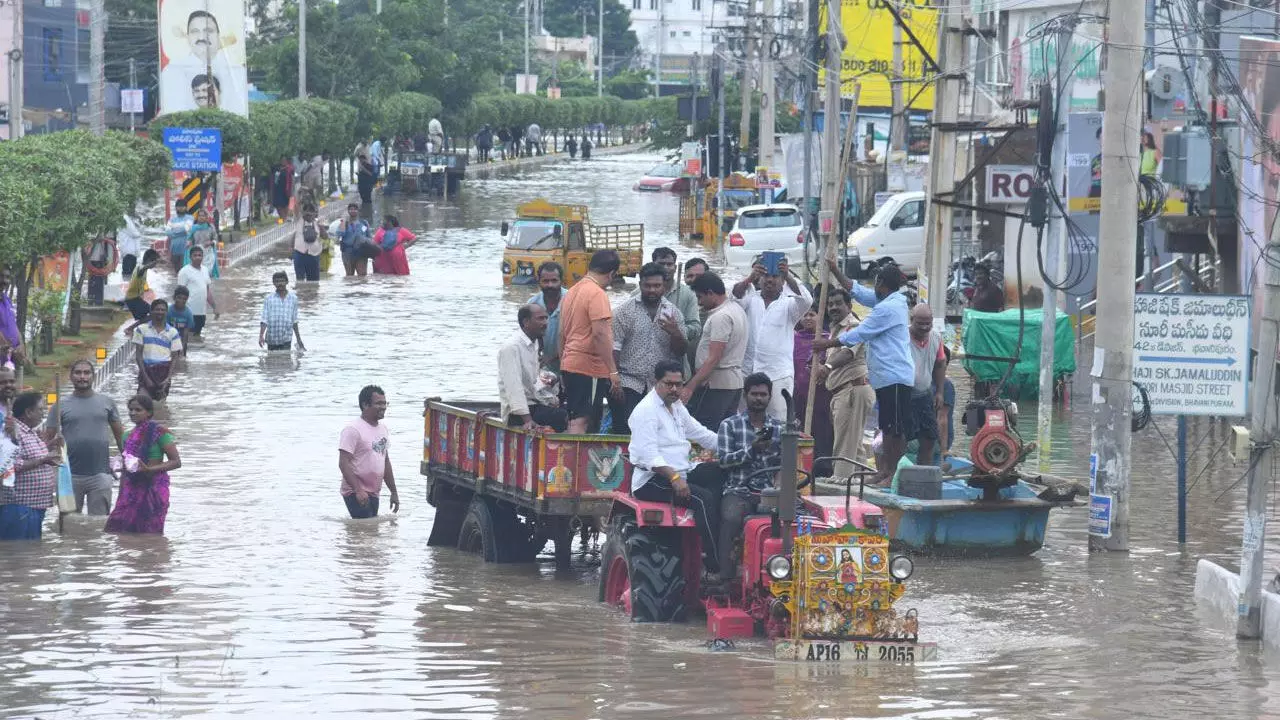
(732, 256), (813, 420)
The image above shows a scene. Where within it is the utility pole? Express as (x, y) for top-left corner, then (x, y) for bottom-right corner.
(1037, 28), (1074, 473)
(127, 58), (136, 133)
(922, 0), (963, 318)
(89, 0), (105, 135)
(298, 0), (307, 98)
(1237, 234), (1280, 637)
(7, 0), (22, 140)
(1088, 1), (1143, 553)
(523, 0), (530, 78)
(717, 46), (727, 209)
(819, 0), (841, 216)
(597, 0), (604, 96)
(375, 0), (381, 13)
(656, 0), (665, 98)
(890, 12), (904, 154)
(758, 0), (775, 169)
(801, 0), (818, 275)
(739, 0), (756, 172)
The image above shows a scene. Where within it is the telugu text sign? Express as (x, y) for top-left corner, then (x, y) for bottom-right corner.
(162, 127), (223, 172)
(1132, 293), (1251, 416)
(821, 0), (937, 109)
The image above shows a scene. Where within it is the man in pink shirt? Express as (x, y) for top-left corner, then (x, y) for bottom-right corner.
(338, 385), (400, 518)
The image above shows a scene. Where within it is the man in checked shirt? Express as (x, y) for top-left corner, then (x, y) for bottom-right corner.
(715, 372), (783, 581)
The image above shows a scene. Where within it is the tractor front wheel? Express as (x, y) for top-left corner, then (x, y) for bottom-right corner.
(599, 516), (687, 622)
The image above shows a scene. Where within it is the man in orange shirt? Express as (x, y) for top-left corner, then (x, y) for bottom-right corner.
(558, 250), (622, 433)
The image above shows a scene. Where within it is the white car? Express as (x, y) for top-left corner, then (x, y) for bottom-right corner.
(847, 190), (927, 275)
(724, 203), (806, 268)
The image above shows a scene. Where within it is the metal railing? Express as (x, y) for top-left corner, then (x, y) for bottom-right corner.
(1077, 258), (1219, 342)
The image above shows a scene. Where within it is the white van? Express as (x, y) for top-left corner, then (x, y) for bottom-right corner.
(846, 191), (927, 276)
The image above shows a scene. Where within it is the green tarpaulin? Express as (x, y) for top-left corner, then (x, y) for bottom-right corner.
(961, 308), (1077, 399)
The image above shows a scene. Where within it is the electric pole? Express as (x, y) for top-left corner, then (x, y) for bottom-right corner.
(890, 12), (904, 154)
(1037, 27), (1074, 474)
(524, 0), (530, 77)
(922, 0), (963, 318)
(1088, 0), (1143, 553)
(89, 0), (105, 135)
(7, 0), (23, 140)
(801, 0), (819, 275)
(819, 0), (841, 216)
(127, 58), (136, 133)
(597, 0), (604, 97)
(298, 0), (307, 98)
(758, 0), (775, 169)
(738, 0), (756, 173)
(1237, 232), (1280, 637)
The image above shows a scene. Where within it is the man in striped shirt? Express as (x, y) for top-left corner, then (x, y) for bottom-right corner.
(133, 299), (183, 401)
(259, 271), (306, 352)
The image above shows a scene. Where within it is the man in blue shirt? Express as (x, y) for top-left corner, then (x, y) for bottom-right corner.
(815, 263), (914, 486)
(335, 203), (372, 276)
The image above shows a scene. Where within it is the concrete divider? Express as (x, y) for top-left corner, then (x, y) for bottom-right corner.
(1193, 558), (1280, 653)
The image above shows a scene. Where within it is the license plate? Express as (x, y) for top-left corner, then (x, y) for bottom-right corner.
(775, 639), (937, 663)
(401, 165), (424, 176)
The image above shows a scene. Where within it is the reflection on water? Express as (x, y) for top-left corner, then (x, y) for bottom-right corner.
(0, 154), (1278, 718)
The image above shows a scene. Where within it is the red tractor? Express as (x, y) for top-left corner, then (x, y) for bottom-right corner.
(598, 425), (916, 643)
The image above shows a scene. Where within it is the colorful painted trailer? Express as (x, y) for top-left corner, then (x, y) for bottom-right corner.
(423, 399), (816, 568)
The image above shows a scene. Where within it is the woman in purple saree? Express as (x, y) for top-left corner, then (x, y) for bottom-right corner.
(104, 395), (181, 534)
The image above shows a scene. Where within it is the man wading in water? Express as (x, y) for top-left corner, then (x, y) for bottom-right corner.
(338, 385), (400, 519)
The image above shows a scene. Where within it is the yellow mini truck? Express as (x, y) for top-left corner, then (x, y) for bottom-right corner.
(501, 198), (645, 287)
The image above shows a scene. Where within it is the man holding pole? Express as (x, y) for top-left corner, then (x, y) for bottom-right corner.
(812, 284), (873, 478)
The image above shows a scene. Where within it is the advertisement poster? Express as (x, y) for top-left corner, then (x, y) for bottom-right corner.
(158, 0), (248, 116)
(821, 0), (937, 109)
(1236, 36), (1280, 351)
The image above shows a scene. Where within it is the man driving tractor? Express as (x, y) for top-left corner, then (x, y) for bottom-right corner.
(715, 372), (784, 582)
(627, 359), (725, 574)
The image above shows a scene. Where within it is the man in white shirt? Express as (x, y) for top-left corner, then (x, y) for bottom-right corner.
(628, 359), (727, 575)
(117, 215), (143, 279)
(175, 246), (218, 338)
(498, 304), (567, 432)
(732, 260), (812, 420)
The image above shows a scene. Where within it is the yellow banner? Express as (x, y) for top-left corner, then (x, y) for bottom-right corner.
(821, 0), (938, 109)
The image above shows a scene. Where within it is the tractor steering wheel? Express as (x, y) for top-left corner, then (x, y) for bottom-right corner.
(741, 465), (812, 491)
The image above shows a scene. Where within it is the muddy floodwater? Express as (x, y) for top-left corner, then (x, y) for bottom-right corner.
(2, 153), (1279, 719)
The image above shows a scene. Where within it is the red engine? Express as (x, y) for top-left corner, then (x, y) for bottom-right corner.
(971, 408), (1020, 475)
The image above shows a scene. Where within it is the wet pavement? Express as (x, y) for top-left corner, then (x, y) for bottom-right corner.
(2, 153), (1279, 718)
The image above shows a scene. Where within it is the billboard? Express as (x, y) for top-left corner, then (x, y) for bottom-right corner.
(1237, 36), (1280, 347)
(821, 0), (937, 110)
(158, 0), (248, 116)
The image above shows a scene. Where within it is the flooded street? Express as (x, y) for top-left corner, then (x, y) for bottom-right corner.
(3, 153), (1280, 718)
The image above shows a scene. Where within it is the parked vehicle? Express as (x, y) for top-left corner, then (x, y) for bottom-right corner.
(500, 198), (644, 286)
(634, 162), (691, 193)
(946, 255), (977, 311)
(845, 191), (927, 277)
(724, 203), (806, 268)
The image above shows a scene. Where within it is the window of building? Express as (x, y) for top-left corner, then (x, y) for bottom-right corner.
(670, 30), (676, 37)
(649, 0), (657, 8)
(692, 0), (701, 8)
(43, 28), (63, 82)
(633, 0), (641, 7)
(683, 30), (691, 36)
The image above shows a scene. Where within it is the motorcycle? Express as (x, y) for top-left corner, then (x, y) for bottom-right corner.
(946, 255), (977, 309)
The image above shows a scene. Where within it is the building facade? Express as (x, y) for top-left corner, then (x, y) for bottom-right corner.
(622, 0), (743, 88)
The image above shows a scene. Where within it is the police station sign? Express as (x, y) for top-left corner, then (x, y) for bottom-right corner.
(984, 165), (1035, 205)
(1132, 293), (1251, 416)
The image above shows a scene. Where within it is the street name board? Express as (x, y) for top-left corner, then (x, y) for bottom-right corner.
(162, 128), (222, 172)
(984, 164), (1034, 205)
(1132, 293), (1251, 416)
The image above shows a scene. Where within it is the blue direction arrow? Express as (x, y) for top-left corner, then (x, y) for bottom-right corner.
(1138, 355), (1236, 366)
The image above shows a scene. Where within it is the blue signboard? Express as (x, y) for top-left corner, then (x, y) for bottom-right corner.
(1088, 494), (1112, 538)
(162, 127), (222, 172)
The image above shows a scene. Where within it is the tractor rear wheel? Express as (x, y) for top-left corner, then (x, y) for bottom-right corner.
(599, 517), (686, 622)
(458, 497), (515, 562)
